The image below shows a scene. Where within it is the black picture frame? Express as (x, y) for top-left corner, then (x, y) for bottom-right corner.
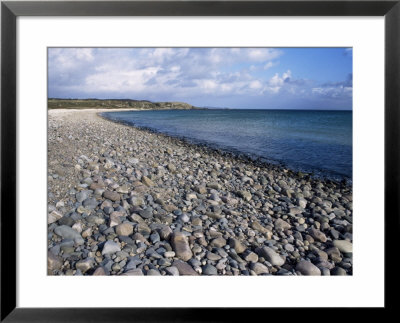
(1, 0), (399, 321)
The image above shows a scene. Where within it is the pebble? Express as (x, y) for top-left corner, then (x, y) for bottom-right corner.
(101, 241), (121, 255)
(82, 228), (92, 239)
(210, 237), (227, 248)
(130, 196), (144, 207)
(139, 208), (153, 219)
(137, 223), (151, 236)
(243, 251), (259, 263)
(76, 191), (89, 203)
(165, 266), (180, 276)
(72, 221), (83, 233)
(237, 190), (252, 201)
(117, 185), (129, 194)
(274, 218), (291, 230)
(147, 269), (161, 276)
(284, 244), (295, 252)
(115, 223), (134, 236)
(228, 238), (246, 254)
(83, 198), (98, 209)
(48, 210), (63, 224)
(289, 207), (303, 216)
(202, 264), (218, 275)
(298, 198), (307, 209)
(172, 260), (198, 275)
(259, 247), (285, 267)
(171, 232), (193, 261)
(251, 262), (269, 275)
(47, 110), (353, 276)
(150, 231), (160, 243)
(142, 176), (155, 187)
(75, 258), (94, 273)
(92, 267), (106, 275)
(122, 268), (144, 276)
(164, 251), (175, 258)
(128, 157), (139, 164)
(207, 252), (222, 261)
(47, 252), (62, 273)
(333, 240), (353, 253)
(250, 220), (268, 234)
(158, 226), (173, 240)
(186, 193), (197, 200)
(103, 191), (121, 201)
(54, 225), (84, 245)
(59, 216), (76, 227)
(308, 227), (327, 243)
(331, 267), (347, 275)
(296, 260), (321, 275)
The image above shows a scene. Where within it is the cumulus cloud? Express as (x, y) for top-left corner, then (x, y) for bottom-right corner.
(48, 48), (283, 99)
(264, 61), (277, 70)
(48, 47), (352, 109)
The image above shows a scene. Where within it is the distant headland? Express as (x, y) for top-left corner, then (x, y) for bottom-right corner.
(47, 98), (201, 110)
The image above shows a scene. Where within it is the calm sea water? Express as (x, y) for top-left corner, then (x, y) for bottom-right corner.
(101, 109), (352, 180)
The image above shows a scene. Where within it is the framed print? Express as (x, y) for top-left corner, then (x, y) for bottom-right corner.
(1, 0), (399, 321)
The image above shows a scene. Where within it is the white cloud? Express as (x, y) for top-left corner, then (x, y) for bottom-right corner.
(48, 48), (352, 109)
(312, 86), (352, 98)
(49, 48), (286, 98)
(249, 80), (263, 90)
(246, 48), (282, 62)
(263, 62), (275, 70)
(85, 67), (160, 93)
(266, 70), (292, 92)
(196, 79), (218, 92)
(170, 65), (180, 72)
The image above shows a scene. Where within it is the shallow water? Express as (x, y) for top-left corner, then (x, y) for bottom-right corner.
(102, 109), (352, 180)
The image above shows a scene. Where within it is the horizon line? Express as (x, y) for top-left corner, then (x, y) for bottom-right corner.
(48, 97), (352, 111)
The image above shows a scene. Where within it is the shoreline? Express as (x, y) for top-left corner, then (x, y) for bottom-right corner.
(48, 109), (353, 276)
(99, 109), (352, 186)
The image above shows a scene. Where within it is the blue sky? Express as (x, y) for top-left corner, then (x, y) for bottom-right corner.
(48, 47), (352, 110)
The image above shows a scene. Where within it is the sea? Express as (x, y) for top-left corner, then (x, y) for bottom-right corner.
(101, 109), (352, 181)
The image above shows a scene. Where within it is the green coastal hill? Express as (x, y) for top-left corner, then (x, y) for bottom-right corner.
(48, 98), (199, 110)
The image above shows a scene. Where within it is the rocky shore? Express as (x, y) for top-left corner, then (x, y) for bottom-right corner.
(48, 109), (353, 276)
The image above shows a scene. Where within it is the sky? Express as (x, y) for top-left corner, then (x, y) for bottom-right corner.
(48, 47), (352, 110)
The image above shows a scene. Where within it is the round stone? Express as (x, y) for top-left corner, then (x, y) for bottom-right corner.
(102, 241), (121, 255)
(202, 264), (218, 275)
(333, 240), (353, 253)
(115, 223), (134, 236)
(296, 260), (321, 276)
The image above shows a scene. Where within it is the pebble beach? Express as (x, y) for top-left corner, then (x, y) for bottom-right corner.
(47, 109), (353, 276)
